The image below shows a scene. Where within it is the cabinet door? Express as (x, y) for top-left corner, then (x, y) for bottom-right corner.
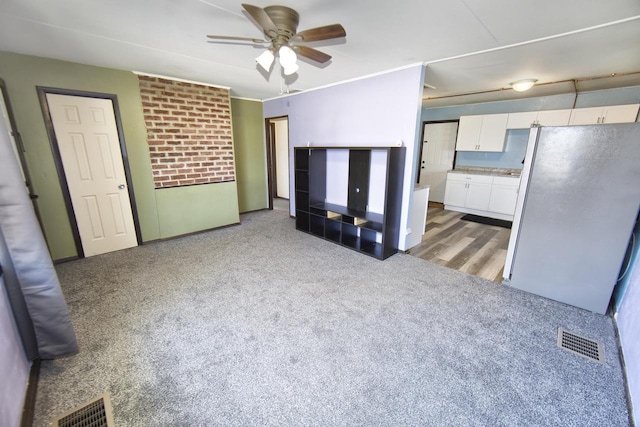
(537, 109), (571, 126)
(601, 104), (640, 124)
(455, 115), (482, 151)
(465, 182), (492, 211)
(478, 114), (508, 151)
(489, 185), (518, 215)
(507, 112), (537, 129)
(444, 179), (468, 207)
(569, 107), (602, 125)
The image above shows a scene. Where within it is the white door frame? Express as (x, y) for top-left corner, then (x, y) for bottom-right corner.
(38, 87), (141, 258)
(265, 115), (290, 210)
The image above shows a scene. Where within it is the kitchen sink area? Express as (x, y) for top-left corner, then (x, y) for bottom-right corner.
(444, 167), (522, 222)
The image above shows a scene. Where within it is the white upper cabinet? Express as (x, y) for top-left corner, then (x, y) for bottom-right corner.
(537, 109), (573, 126)
(506, 112), (537, 129)
(455, 115), (483, 151)
(456, 114), (508, 152)
(457, 104), (638, 153)
(507, 109), (571, 129)
(569, 104), (639, 125)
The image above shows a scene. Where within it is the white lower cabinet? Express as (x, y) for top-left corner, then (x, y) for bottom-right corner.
(488, 176), (520, 215)
(443, 179), (468, 207)
(465, 181), (492, 211)
(444, 173), (520, 220)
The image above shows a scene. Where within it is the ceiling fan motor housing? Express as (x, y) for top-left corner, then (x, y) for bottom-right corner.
(264, 6), (299, 47)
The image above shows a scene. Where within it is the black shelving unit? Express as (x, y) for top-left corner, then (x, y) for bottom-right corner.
(294, 146), (406, 260)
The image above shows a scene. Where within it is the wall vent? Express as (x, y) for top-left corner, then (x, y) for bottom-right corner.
(51, 393), (115, 427)
(557, 327), (605, 364)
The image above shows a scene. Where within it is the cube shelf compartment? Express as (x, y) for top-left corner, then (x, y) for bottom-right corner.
(294, 146), (405, 260)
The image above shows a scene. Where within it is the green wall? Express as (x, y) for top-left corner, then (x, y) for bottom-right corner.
(155, 182), (239, 238)
(0, 51), (244, 260)
(231, 98), (268, 213)
(0, 51), (160, 260)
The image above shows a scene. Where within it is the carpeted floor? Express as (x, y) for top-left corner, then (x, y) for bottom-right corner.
(35, 207), (630, 426)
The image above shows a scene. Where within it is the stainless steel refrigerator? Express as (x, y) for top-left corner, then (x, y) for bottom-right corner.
(503, 123), (640, 314)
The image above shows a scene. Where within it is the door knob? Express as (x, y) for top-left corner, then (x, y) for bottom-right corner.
(118, 184), (126, 189)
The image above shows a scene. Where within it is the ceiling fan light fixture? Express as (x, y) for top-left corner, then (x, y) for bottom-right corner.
(279, 45), (299, 75)
(256, 50), (275, 71)
(283, 63), (299, 76)
(279, 45), (297, 67)
(510, 79), (538, 92)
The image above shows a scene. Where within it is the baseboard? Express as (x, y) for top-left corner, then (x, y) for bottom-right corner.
(612, 316), (636, 427)
(146, 221), (243, 244)
(21, 358), (41, 427)
(53, 256), (80, 264)
(239, 207), (270, 214)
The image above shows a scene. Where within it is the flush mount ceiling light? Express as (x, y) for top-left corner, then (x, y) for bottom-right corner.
(510, 79), (538, 92)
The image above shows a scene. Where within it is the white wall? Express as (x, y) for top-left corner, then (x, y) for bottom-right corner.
(263, 64), (426, 250)
(0, 275), (30, 427)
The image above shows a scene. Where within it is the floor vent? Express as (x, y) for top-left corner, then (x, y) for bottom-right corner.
(557, 327), (605, 364)
(51, 393), (115, 427)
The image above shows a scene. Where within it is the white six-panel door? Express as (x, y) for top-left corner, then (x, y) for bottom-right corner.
(46, 94), (137, 256)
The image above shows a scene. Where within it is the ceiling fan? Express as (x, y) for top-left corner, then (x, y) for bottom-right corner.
(207, 3), (346, 75)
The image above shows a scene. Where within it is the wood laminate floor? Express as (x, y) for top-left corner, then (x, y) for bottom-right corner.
(408, 204), (511, 283)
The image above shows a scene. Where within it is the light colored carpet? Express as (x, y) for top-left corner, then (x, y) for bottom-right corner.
(35, 207), (629, 426)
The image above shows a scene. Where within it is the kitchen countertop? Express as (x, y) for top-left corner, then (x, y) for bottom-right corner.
(449, 166), (522, 177)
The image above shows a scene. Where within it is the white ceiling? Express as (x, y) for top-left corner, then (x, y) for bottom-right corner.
(1, 0), (639, 103)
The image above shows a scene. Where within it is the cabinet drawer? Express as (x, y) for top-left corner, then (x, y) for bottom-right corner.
(447, 173), (494, 184)
(492, 176), (520, 187)
(446, 172), (469, 183)
(465, 174), (493, 184)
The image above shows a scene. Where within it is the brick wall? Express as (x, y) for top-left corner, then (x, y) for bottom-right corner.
(138, 75), (235, 188)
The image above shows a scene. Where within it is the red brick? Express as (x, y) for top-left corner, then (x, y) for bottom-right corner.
(139, 75), (234, 188)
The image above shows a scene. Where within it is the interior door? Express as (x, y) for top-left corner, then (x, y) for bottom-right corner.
(273, 118), (289, 199)
(46, 93), (138, 257)
(419, 122), (458, 203)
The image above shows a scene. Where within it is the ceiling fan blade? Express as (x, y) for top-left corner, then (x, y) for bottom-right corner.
(292, 45), (332, 64)
(292, 24), (346, 42)
(207, 35), (268, 43)
(241, 3), (278, 34)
